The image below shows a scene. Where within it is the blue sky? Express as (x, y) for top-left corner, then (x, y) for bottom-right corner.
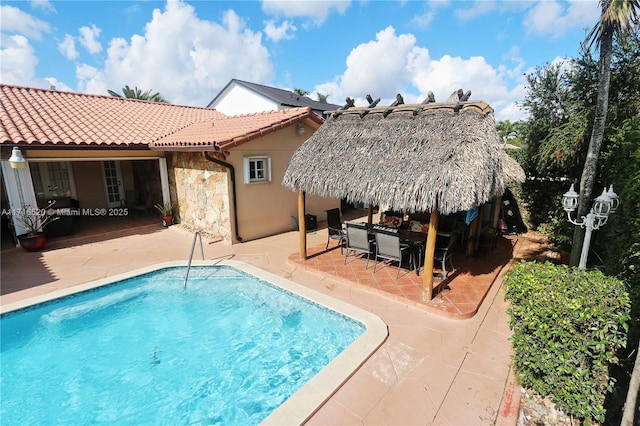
(0, 0), (600, 121)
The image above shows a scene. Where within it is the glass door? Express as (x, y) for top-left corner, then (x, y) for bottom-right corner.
(103, 161), (124, 208)
(30, 162), (76, 202)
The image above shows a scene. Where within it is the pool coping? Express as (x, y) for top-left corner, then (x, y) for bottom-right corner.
(1, 259), (389, 425)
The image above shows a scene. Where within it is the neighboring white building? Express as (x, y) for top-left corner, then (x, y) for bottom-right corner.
(207, 79), (340, 117)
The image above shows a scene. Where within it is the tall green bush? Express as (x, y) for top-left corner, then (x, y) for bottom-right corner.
(504, 261), (630, 422)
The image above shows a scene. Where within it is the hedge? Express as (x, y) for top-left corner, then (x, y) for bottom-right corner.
(504, 261), (630, 422)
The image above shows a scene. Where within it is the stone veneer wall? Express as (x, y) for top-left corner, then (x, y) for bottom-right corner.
(168, 152), (232, 241)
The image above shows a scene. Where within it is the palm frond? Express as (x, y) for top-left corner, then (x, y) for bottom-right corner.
(585, 0), (640, 50)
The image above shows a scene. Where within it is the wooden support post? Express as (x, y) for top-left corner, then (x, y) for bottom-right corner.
(298, 190), (307, 261)
(422, 209), (440, 301)
(367, 205), (374, 224)
(490, 197), (502, 230)
(466, 215), (481, 257)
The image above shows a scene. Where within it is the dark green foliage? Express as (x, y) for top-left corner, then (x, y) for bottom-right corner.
(597, 115), (640, 282)
(519, 30), (640, 248)
(107, 85), (168, 103)
(512, 28), (639, 425)
(504, 261), (630, 423)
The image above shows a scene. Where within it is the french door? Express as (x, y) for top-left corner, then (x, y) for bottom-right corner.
(30, 161), (76, 201)
(103, 160), (124, 208)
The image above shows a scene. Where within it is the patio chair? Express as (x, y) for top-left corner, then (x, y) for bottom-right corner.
(325, 208), (346, 253)
(434, 228), (462, 279)
(344, 221), (374, 268)
(373, 225), (412, 278)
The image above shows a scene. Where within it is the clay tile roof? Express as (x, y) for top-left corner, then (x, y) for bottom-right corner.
(150, 107), (324, 151)
(0, 84), (225, 148)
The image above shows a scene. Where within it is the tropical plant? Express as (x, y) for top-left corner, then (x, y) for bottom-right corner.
(316, 92), (329, 103)
(154, 202), (173, 217)
(107, 85), (168, 103)
(570, 0), (639, 266)
(517, 26), (640, 424)
(10, 201), (59, 236)
(293, 88), (309, 97)
(505, 261), (630, 423)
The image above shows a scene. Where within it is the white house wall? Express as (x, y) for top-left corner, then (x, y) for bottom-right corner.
(211, 84), (278, 116)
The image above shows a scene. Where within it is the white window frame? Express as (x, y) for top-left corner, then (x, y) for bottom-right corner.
(243, 155), (271, 184)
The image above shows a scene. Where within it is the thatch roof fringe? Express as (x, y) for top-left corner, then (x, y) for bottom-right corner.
(283, 103), (508, 215)
(501, 151), (526, 184)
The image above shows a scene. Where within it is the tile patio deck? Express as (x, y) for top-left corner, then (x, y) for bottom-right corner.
(0, 216), (550, 425)
(290, 235), (517, 320)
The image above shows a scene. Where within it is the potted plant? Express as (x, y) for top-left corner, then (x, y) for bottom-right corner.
(10, 201), (59, 251)
(154, 202), (173, 227)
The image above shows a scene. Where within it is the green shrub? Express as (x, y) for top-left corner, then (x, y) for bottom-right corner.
(504, 261), (630, 423)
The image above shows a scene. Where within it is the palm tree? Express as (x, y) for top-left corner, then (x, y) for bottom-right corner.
(293, 88), (309, 97)
(316, 92), (330, 103)
(107, 85), (168, 103)
(496, 120), (517, 143)
(570, 0), (639, 266)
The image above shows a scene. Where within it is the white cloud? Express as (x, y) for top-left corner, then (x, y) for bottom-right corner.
(455, 0), (497, 21)
(0, 32), (74, 90)
(261, 0), (350, 25)
(78, 1), (273, 106)
(0, 34), (38, 85)
(76, 63), (100, 82)
(30, 0), (55, 13)
(314, 25), (528, 121)
(0, 32), (75, 91)
(0, 5), (51, 40)
(78, 24), (102, 54)
(497, 101), (528, 122)
(42, 77), (72, 92)
(524, 0), (599, 39)
(264, 19), (297, 41)
(340, 27), (416, 96)
(58, 34), (78, 60)
(411, 1), (449, 29)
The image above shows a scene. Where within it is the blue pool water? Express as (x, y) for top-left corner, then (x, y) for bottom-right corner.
(0, 266), (365, 425)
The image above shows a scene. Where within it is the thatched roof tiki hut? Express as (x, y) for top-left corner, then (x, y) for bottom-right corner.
(283, 90), (520, 300)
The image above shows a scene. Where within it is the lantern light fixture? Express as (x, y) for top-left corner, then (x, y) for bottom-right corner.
(561, 183), (619, 269)
(8, 147), (26, 169)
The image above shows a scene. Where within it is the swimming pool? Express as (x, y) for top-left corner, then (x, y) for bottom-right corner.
(0, 260), (388, 425)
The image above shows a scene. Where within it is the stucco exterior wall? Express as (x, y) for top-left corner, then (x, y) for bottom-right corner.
(224, 125), (339, 242)
(168, 152), (232, 242)
(168, 126), (339, 244)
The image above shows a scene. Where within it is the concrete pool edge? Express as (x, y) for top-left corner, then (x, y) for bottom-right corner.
(1, 260), (389, 425)
(224, 260), (389, 426)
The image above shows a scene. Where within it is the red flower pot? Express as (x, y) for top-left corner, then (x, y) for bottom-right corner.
(17, 233), (47, 252)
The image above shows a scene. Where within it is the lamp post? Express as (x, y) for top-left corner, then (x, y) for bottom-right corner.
(6, 147), (28, 245)
(8, 147), (27, 207)
(562, 183), (619, 269)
